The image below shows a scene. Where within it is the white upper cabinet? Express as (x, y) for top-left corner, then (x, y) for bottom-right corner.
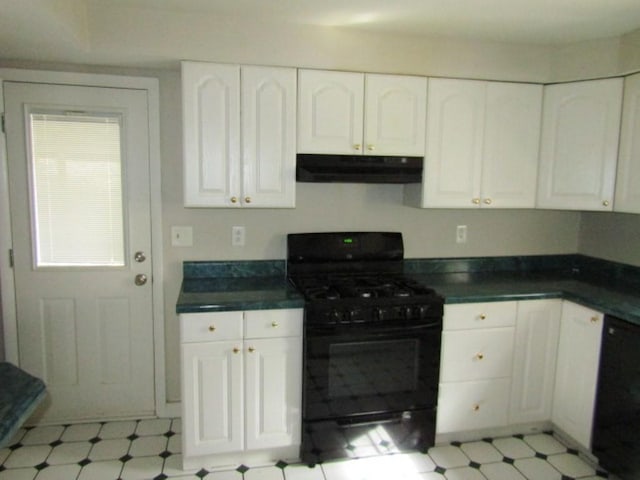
(615, 72), (640, 213)
(364, 74), (427, 156)
(297, 70), (364, 154)
(405, 78), (542, 208)
(482, 82), (543, 208)
(536, 78), (623, 211)
(182, 61), (296, 208)
(297, 69), (427, 156)
(241, 66), (297, 208)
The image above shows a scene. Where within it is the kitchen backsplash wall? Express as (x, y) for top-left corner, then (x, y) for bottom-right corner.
(579, 212), (640, 266)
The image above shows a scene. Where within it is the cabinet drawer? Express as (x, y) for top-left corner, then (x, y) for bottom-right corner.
(440, 327), (515, 382)
(444, 302), (517, 330)
(436, 378), (510, 434)
(244, 309), (303, 339)
(180, 312), (243, 343)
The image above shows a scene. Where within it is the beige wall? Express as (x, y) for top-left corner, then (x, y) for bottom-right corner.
(2, 12), (640, 403)
(579, 212), (640, 266)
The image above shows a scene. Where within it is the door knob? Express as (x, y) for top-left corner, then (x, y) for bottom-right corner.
(134, 251), (146, 263)
(134, 274), (148, 286)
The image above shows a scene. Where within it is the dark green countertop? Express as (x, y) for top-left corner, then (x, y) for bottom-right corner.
(176, 256), (640, 326)
(408, 272), (640, 326)
(177, 276), (304, 313)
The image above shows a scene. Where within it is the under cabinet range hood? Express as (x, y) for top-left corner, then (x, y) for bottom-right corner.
(296, 154), (423, 184)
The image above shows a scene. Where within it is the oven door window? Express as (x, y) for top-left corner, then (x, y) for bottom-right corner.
(329, 339), (418, 397)
(305, 328), (440, 420)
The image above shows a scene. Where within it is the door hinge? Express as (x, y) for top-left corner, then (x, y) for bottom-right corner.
(8, 248), (13, 268)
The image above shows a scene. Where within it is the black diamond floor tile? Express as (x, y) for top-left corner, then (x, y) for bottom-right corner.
(0, 420), (616, 480)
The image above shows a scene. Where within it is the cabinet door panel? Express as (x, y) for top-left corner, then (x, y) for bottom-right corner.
(510, 299), (561, 424)
(440, 328), (515, 382)
(423, 79), (485, 207)
(242, 66), (296, 208)
(182, 341), (243, 456)
(615, 72), (640, 213)
(180, 311), (243, 343)
(437, 378), (510, 433)
(552, 302), (603, 449)
(365, 74), (427, 156)
(244, 308), (303, 339)
(244, 337), (302, 450)
(297, 70), (364, 154)
(537, 78), (622, 211)
(444, 301), (517, 330)
(182, 61), (240, 207)
(482, 83), (542, 208)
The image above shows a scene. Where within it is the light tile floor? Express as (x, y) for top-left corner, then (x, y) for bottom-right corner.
(0, 419), (613, 480)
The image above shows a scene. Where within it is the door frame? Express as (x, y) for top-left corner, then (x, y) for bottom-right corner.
(0, 68), (168, 418)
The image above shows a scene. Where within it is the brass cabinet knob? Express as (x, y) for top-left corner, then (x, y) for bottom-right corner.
(472, 198), (481, 205)
(473, 404), (480, 412)
(230, 196), (238, 203)
(476, 353), (484, 360)
(233, 347), (240, 354)
(248, 346), (255, 353)
(208, 325), (216, 332)
(483, 198), (492, 205)
(479, 314), (487, 320)
(271, 321), (279, 328)
(244, 197), (251, 204)
(367, 144), (375, 151)
(590, 316), (599, 323)
(602, 200), (610, 207)
(353, 144), (362, 151)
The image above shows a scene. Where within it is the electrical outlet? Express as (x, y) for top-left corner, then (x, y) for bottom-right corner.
(456, 225), (467, 244)
(232, 226), (245, 246)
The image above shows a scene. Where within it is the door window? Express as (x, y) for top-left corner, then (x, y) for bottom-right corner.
(28, 111), (125, 267)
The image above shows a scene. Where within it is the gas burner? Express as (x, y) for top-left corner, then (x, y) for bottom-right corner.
(287, 232), (443, 326)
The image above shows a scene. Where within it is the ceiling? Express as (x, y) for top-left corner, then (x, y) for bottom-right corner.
(1, 0), (640, 68)
(107, 0), (640, 44)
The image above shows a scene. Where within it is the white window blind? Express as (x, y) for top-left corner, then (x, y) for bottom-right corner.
(29, 112), (125, 267)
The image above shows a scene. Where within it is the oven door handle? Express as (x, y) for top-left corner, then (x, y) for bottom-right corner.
(306, 320), (441, 336)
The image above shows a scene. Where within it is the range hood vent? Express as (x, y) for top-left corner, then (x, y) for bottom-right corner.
(296, 154), (423, 184)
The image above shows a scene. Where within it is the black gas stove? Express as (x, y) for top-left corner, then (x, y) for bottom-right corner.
(287, 232), (443, 464)
(287, 232), (443, 326)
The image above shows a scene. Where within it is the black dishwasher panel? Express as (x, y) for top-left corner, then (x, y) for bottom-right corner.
(592, 315), (640, 480)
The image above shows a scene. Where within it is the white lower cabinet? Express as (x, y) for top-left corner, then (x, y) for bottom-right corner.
(180, 309), (303, 469)
(437, 301), (517, 434)
(510, 299), (562, 424)
(551, 301), (604, 450)
(438, 299), (604, 453)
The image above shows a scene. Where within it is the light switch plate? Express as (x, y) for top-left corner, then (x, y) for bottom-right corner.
(171, 226), (193, 247)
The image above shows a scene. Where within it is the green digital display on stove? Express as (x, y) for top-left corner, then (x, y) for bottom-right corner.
(343, 238), (353, 244)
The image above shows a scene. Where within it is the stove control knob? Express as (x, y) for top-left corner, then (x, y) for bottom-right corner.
(328, 310), (341, 325)
(417, 305), (430, 319)
(403, 306), (413, 320)
(348, 308), (364, 323)
(374, 307), (385, 322)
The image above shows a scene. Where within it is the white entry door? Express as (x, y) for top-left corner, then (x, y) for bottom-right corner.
(3, 81), (155, 422)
